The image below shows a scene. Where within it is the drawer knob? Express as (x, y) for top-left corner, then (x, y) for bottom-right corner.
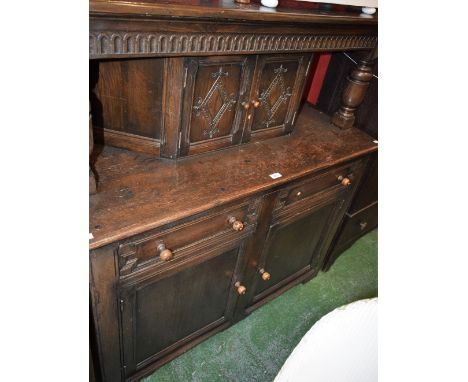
(234, 281), (247, 295)
(157, 244), (173, 261)
(251, 99), (260, 108)
(241, 102), (251, 110)
(228, 216), (244, 231)
(259, 268), (271, 281)
(360, 221), (368, 230)
(338, 175), (352, 187)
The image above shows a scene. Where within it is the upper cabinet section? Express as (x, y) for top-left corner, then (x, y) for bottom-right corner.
(89, 1), (377, 159)
(90, 54), (313, 159)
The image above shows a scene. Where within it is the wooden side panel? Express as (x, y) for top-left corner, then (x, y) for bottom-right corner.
(92, 58), (164, 139)
(89, 245), (122, 382)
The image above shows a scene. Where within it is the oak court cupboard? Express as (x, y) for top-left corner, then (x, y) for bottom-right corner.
(89, 1), (377, 381)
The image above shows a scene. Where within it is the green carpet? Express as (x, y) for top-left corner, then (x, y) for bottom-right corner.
(142, 229), (378, 382)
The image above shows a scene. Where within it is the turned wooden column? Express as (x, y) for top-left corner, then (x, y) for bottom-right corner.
(331, 47), (377, 129)
(90, 102), (97, 194)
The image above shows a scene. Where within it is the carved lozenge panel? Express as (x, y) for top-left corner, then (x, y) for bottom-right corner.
(191, 64), (242, 141)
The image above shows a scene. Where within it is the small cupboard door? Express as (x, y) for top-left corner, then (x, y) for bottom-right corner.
(180, 55), (255, 156)
(119, 241), (249, 378)
(249, 194), (345, 307)
(244, 54), (312, 142)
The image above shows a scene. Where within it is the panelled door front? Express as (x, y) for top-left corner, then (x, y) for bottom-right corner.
(244, 53), (313, 142)
(119, 240), (248, 379)
(249, 193), (345, 307)
(180, 55), (255, 156)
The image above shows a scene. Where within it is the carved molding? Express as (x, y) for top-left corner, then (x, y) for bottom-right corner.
(89, 32), (377, 58)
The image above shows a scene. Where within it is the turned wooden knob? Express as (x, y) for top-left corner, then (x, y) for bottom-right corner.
(228, 216), (244, 231)
(338, 176), (351, 187)
(234, 281), (247, 295)
(259, 268), (271, 281)
(157, 244), (173, 261)
(341, 177), (351, 186)
(241, 101), (250, 110)
(251, 99), (260, 108)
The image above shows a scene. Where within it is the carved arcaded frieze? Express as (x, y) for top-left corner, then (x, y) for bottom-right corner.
(89, 32), (377, 58)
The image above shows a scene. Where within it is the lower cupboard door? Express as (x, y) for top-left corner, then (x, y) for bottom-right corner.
(252, 198), (343, 304)
(119, 246), (243, 377)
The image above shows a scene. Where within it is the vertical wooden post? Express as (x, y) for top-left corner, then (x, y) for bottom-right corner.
(331, 47), (377, 129)
(90, 101), (97, 194)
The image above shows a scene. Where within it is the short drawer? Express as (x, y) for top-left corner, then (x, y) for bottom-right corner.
(279, 160), (364, 211)
(118, 200), (260, 278)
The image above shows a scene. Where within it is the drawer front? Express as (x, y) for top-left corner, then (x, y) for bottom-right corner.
(277, 160), (364, 213)
(118, 199), (260, 278)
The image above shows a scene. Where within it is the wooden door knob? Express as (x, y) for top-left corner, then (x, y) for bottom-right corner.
(337, 175), (351, 186)
(234, 281), (247, 295)
(157, 243), (173, 261)
(241, 101), (250, 110)
(251, 100), (260, 108)
(228, 216), (244, 231)
(341, 178), (351, 186)
(259, 268), (271, 281)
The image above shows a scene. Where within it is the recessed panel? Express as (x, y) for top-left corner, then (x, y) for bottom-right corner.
(189, 62), (243, 142)
(91, 58), (164, 139)
(131, 249), (238, 364)
(255, 203), (334, 296)
(251, 59), (300, 131)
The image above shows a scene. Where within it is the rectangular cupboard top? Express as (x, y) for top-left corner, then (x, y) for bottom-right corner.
(89, 105), (377, 250)
(89, 0), (377, 26)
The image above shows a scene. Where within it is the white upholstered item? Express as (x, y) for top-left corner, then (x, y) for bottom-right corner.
(274, 298), (378, 382)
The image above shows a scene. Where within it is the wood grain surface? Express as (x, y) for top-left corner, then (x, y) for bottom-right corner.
(89, 105), (377, 250)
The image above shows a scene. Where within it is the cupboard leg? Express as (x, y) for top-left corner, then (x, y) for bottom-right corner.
(331, 48), (377, 129)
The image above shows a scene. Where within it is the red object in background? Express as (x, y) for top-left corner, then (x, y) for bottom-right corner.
(306, 53), (332, 105)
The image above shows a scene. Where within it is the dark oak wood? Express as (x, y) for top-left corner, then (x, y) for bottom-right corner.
(317, 52), (378, 271)
(89, 0), (377, 27)
(120, 241), (249, 378)
(89, 105), (376, 250)
(89, 4), (378, 380)
(317, 52), (378, 139)
(89, 1), (376, 159)
(89, 102), (97, 194)
(331, 48), (377, 129)
(180, 55), (255, 156)
(89, 107), (376, 381)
